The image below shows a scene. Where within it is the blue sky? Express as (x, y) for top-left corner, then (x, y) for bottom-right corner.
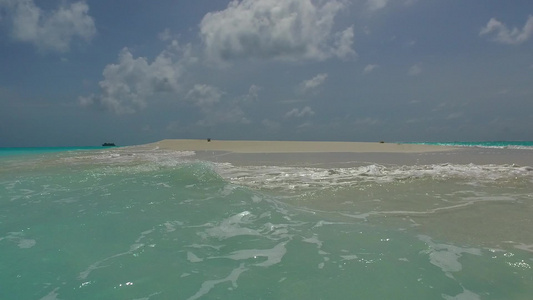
(1, 0), (532, 147)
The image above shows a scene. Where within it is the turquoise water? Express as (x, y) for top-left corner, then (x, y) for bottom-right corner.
(409, 141), (533, 149)
(1, 145), (532, 299)
(0, 146), (113, 157)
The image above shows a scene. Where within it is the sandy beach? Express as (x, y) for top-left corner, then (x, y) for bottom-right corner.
(153, 139), (454, 153)
(151, 139), (533, 167)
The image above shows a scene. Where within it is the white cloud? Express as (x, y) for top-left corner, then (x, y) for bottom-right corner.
(186, 84), (223, 107)
(285, 106), (315, 118)
(196, 106), (250, 126)
(300, 73), (328, 93)
(407, 63), (422, 76)
(199, 0), (354, 62)
(367, 0), (388, 11)
(262, 119), (281, 130)
(80, 40), (254, 125)
(0, 0), (96, 52)
(446, 112), (464, 120)
(333, 26), (356, 59)
(186, 84), (253, 126)
(406, 117), (423, 124)
(296, 121), (313, 129)
(79, 47), (183, 114)
(403, 40), (416, 48)
(237, 84), (261, 104)
(354, 117), (379, 126)
(366, 0), (417, 11)
(480, 15), (533, 45)
(158, 28), (172, 41)
(363, 64), (378, 73)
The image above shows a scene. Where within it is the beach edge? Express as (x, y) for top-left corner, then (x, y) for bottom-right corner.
(139, 139), (533, 167)
(150, 139), (456, 154)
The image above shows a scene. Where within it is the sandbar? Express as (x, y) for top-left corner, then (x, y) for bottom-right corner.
(150, 139), (532, 167)
(153, 139), (453, 153)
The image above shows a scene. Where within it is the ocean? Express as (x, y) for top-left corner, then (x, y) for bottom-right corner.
(1, 142), (532, 300)
(409, 141), (533, 150)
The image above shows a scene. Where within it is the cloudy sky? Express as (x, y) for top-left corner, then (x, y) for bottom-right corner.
(1, 0), (532, 147)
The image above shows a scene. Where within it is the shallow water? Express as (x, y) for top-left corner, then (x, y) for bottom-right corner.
(1, 146), (532, 299)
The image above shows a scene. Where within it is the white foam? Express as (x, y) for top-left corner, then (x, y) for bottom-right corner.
(514, 243), (533, 253)
(186, 244), (224, 250)
(186, 263), (248, 300)
(222, 241), (287, 267)
(60, 147), (196, 170)
(506, 260), (531, 269)
(2, 232), (37, 249)
(251, 195), (262, 203)
(398, 257), (409, 262)
(419, 235), (482, 278)
(132, 291), (162, 300)
(442, 288), (481, 300)
(39, 287), (60, 300)
(187, 251), (203, 263)
(163, 221), (184, 232)
(203, 211), (261, 240)
(302, 235), (323, 248)
(17, 239), (36, 249)
(260, 222), (290, 239)
(340, 255), (358, 261)
(216, 162), (533, 193)
(79, 227), (154, 280)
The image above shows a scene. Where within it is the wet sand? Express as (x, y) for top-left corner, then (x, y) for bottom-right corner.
(150, 139), (533, 167)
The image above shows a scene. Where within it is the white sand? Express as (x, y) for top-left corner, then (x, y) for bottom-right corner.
(147, 139), (532, 167)
(152, 139), (455, 153)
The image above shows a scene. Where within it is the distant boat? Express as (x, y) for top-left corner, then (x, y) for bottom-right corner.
(102, 143), (116, 147)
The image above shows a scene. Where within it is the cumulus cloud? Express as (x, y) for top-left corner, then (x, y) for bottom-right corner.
(446, 111), (464, 120)
(480, 15), (533, 45)
(241, 84), (261, 103)
(199, 0), (355, 62)
(367, 0), (389, 11)
(333, 26), (356, 58)
(79, 47), (183, 114)
(407, 63), (422, 76)
(186, 84), (223, 107)
(186, 84), (254, 126)
(363, 64), (378, 73)
(196, 105), (250, 126)
(354, 117), (379, 126)
(366, 0), (417, 11)
(300, 73), (328, 93)
(262, 118), (281, 130)
(285, 106), (315, 118)
(80, 39), (254, 125)
(0, 0), (96, 52)
(158, 28), (172, 41)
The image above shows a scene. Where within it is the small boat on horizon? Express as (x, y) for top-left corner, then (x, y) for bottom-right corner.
(102, 142), (116, 147)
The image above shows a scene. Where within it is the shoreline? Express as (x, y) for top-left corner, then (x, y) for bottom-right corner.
(148, 139), (533, 167)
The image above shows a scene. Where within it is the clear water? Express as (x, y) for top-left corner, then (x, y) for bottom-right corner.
(1, 145), (532, 299)
(409, 141), (533, 150)
(0, 146), (113, 157)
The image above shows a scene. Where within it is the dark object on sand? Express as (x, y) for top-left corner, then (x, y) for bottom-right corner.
(102, 142), (116, 147)
(207, 138), (211, 142)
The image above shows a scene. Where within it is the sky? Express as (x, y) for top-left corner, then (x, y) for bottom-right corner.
(0, 0), (532, 147)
